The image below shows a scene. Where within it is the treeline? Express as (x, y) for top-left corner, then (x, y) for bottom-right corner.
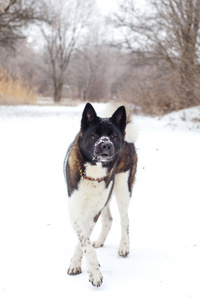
(1, 0), (200, 114)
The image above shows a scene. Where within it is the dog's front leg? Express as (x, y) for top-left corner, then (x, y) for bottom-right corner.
(71, 221), (103, 287)
(68, 242), (83, 275)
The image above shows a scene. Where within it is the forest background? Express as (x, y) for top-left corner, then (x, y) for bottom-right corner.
(1, 0), (200, 115)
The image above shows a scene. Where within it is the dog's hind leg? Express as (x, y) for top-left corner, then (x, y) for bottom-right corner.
(114, 171), (131, 257)
(93, 204), (113, 248)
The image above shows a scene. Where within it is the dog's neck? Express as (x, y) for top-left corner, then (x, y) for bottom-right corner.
(77, 162), (107, 183)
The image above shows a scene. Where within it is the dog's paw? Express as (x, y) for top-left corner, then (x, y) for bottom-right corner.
(67, 265), (82, 276)
(92, 240), (104, 248)
(118, 243), (129, 257)
(88, 268), (103, 287)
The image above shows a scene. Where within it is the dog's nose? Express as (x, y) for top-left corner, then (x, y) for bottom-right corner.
(101, 142), (111, 150)
(101, 142), (112, 155)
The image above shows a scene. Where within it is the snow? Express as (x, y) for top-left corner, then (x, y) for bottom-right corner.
(0, 104), (199, 300)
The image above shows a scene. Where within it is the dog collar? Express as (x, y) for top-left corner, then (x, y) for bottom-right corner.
(77, 163), (105, 183)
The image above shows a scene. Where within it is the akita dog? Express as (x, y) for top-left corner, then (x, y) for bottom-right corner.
(63, 103), (137, 287)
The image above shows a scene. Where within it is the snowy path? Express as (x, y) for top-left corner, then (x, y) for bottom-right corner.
(0, 104), (199, 299)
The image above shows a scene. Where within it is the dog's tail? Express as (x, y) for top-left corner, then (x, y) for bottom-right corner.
(125, 120), (139, 143)
(99, 103), (139, 144)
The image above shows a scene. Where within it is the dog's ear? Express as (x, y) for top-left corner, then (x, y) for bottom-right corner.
(81, 103), (97, 130)
(111, 106), (126, 134)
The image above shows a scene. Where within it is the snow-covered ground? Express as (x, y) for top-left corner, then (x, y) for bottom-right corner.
(0, 104), (199, 300)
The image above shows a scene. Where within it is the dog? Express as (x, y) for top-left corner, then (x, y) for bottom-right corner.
(63, 103), (137, 287)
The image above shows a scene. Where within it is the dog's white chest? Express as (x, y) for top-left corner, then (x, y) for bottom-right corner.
(68, 180), (112, 223)
(68, 163), (112, 223)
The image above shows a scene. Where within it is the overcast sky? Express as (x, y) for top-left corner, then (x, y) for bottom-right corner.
(96, 0), (118, 14)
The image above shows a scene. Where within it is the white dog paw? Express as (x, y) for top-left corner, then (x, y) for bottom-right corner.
(67, 263), (82, 275)
(92, 240), (104, 248)
(88, 268), (103, 287)
(118, 243), (129, 257)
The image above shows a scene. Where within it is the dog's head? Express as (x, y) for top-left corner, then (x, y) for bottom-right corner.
(78, 103), (126, 164)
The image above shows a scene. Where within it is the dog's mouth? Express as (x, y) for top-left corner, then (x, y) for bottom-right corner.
(93, 153), (114, 162)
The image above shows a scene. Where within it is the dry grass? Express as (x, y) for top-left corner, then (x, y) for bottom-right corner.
(0, 67), (37, 105)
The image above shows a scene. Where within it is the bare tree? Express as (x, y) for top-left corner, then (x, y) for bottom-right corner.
(69, 24), (116, 102)
(107, 0), (148, 53)
(41, 0), (95, 102)
(109, 0), (200, 109)
(151, 0), (200, 107)
(0, 0), (46, 49)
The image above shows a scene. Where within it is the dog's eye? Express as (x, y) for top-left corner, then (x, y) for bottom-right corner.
(110, 134), (116, 139)
(91, 133), (99, 140)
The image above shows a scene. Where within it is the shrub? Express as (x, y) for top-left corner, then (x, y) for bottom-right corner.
(0, 67), (37, 105)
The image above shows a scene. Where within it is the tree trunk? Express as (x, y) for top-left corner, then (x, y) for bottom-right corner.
(180, 52), (197, 108)
(54, 82), (63, 102)
(181, 76), (196, 108)
(83, 88), (87, 101)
